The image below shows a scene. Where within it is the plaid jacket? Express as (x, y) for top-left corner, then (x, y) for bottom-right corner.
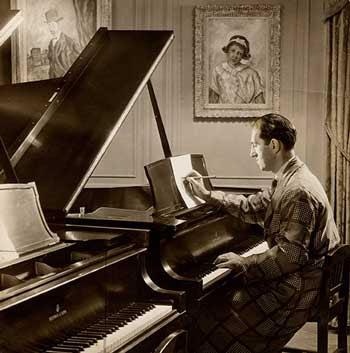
(210, 156), (340, 283)
(193, 157), (341, 352)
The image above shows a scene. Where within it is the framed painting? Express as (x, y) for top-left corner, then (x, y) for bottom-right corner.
(11, 0), (111, 83)
(194, 4), (281, 118)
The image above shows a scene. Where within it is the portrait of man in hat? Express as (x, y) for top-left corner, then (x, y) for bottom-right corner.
(11, 0), (110, 83)
(45, 8), (81, 78)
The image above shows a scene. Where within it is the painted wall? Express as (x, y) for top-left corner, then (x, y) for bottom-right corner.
(0, 0), (326, 188)
(90, 0), (326, 189)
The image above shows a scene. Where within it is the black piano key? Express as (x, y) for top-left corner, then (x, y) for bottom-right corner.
(93, 323), (117, 330)
(74, 333), (102, 341)
(111, 310), (144, 318)
(63, 339), (90, 348)
(99, 320), (126, 328)
(53, 345), (81, 352)
(84, 326), (110, 332)
(102, 320), (127, 328)
(56, 342), (84, 349)
(88, 325), (115, 334)
(70, 335), (97, 344)
(80, 330), (106, 339)
(118, 308), (145, 315)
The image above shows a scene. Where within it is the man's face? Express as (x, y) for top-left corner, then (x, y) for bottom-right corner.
(250, 127), (275, 171)
(226, 44), (244, 66)
(47, 21), (59, 38)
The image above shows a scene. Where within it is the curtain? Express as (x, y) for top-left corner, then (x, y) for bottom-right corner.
(324, 0), (349, 19)
(324, 0), (350, 246)
(72, 0), (97, 49)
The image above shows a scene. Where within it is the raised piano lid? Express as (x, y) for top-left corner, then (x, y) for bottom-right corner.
(0, 79), (60, 156)
(6, 28), (174, 218)
(0, 9), (23, 47)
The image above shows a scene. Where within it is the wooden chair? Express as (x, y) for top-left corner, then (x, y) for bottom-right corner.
(283, 244), (350, 353)
(154, 330), (188, 353)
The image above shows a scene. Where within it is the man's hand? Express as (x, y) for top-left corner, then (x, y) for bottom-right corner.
(213, 252), (246, 273)
(185, 170), (211, 201)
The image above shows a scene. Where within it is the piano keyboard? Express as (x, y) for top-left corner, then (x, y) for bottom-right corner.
(42, 303), (173, 353)
(240, 241), (269, 258)
(201, 241), (269, 289)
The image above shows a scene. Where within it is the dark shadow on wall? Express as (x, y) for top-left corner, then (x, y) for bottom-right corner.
(0, 0), (12, 85)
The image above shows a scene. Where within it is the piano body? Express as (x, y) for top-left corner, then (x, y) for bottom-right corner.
(0, 28), (188, 352)
(141, 155), (264, 303)
(68, 156), (264, 349)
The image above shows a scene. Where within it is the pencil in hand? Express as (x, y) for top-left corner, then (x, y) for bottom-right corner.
(183, 175), (216, 180)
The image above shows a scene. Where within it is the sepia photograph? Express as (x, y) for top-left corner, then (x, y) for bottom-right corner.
(0, 0), (349, 352)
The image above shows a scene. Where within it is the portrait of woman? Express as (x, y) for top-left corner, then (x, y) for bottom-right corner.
(194, 5), (280, 118)
(209, 35), (265, 104)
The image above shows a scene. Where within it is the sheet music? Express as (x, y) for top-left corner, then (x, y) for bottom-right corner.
(170, 154), (205, 208)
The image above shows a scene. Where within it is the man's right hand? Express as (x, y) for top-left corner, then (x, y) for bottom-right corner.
(185, 170), (211, 201)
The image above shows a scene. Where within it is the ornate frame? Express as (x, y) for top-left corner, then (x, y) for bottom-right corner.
(194, 4), (281, 118)
(10, 0), (111, 83)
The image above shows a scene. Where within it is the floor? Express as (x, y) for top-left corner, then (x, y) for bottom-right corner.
(284, 322), (350, 352)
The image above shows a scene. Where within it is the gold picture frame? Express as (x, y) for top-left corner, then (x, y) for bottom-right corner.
(194, 4), (281, 118)
(11, 0), (111, 83)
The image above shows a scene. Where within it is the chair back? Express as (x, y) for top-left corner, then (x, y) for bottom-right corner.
(317, 244), (350, 325)
(283, 244), (350, 353)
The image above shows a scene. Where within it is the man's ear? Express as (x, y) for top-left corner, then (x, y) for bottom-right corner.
(270, 138), (281, 153)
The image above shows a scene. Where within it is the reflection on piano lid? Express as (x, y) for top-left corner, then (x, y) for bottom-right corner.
(0, 78), (61, 157)
(0, 9), (23, 47)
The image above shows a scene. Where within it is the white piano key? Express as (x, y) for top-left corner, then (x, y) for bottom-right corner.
(240, 241), (268, 258)
(202, 268), (231, 289)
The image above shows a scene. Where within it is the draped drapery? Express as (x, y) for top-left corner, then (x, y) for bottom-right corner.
(72, 0), (97, 49)
(324, 0), (350, 246)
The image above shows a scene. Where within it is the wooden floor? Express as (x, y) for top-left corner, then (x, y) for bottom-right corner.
(284, 322), (350, 352)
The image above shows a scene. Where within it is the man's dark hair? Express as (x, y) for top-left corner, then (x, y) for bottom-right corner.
(253, 113), (297, 150)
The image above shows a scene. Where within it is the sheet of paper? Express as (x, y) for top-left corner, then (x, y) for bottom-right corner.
(170, 154), (205, 208)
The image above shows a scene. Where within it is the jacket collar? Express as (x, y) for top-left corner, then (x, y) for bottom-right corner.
(274, 156), (304, 186)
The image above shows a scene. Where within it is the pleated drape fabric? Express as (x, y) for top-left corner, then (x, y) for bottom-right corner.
(324, 0), (350, 247)
(324, 0), (350, 326)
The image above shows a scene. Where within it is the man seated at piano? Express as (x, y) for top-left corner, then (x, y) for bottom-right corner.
(186, 113), (340, 353)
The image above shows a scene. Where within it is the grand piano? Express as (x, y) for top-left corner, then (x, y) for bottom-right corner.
(0, 28), (189, 353)
(0, 26), (265, 351)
